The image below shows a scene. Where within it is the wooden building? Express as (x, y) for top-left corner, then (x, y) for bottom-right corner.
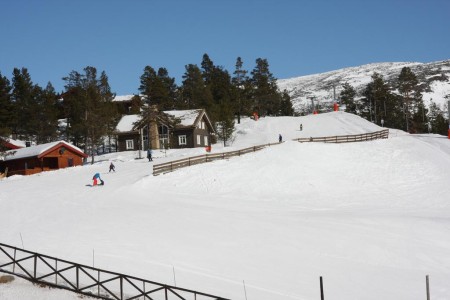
(0, 137), (26, 150)
(0, 141), (88, 177)
(115, 109), (216, 151)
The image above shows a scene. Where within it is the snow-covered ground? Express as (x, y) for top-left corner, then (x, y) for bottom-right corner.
(1, 112), (450, 300)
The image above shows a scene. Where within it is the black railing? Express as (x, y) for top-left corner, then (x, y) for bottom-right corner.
(0, 243), (230, 300)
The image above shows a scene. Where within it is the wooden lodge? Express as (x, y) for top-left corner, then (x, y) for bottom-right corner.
(115, 109), (216, 151)
(0, 141), (88, 177)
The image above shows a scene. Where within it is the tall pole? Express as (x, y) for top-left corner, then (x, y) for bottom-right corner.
(320, 276), (324, 300)
(309, 97), (316, 114)
(448, 100), (450, 139)
(236, 73), (241, 124)
(333, 86), (336, 102)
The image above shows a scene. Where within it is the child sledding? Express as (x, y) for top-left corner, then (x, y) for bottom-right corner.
(92, 173), (104, 186)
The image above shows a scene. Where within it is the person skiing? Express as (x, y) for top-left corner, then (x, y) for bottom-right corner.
(92, 173), (104, 186)
(109, 162), (115, 172)
(279, 134), (282, 143)
(147, 149), (153, 161)
(300, 124), (303, 131)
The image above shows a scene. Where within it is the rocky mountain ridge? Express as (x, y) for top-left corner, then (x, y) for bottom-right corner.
(277, 60), (450, 112)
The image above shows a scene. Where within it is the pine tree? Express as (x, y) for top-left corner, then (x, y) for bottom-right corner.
(157, 68), (177, 110)
(209, 66), (236, 143)
(279, 90), (294, 116)
(0, 73), (13, 132)
(398, 67), (421, 133)
(62, 67), (117, 163)
(361, 73), (392, 126)
(35, 82), (59, 143)
(98, 71), (119, 154)
(411, 100), (429, 133)
(232, 57), (249, 123)
(0, 72), (13, 154)
(340, 83), (357, 114)
(428, 100), (448, 135)
(384, 93), (405, 130)
(129, 95), (143, 114)
(11, 68), (40, 141)
(249, 58), (280, 116)
(201, 53), (214, 86)
(62, 70), (86, 146)
(181, 64), (213, 110)
(139, 66), (158, 105)
(215, 97), (235, 147)
(139, 66), (177, 110)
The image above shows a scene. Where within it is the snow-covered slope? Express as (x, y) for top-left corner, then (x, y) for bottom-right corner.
(1, 112), (450, 300)
(278, 60), (450, 112)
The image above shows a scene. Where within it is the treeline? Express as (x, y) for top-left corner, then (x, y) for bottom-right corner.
(339, 67), (449, 135)
(0, 54), (293, 157)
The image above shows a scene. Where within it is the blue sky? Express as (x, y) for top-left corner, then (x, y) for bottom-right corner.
(1, 0), (449, 95)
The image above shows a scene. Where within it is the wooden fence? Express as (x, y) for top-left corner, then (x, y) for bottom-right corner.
(153, 143), (280, 176)
(0, 243), (230, 300)
(153, 129), (389, 176)
(294, 129), (389, 143)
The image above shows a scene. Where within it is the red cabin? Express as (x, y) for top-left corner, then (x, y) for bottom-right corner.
(0, 141), (88, 177)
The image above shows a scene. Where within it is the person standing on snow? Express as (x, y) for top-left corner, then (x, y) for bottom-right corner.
(147, 149), (153, 161)
(109, 162), (115, 172)
(279, 134), (283, 143)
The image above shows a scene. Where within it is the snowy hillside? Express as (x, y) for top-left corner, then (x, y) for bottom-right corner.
(278, 60), (450, 112)
(1, 112), (450, 300)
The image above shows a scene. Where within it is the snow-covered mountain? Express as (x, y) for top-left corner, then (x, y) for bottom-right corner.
(278, 60), (450, 112)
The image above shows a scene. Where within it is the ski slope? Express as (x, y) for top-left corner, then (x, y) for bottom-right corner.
(1, 112), (450, 300)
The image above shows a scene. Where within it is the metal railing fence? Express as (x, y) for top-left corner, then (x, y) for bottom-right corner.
(0, 243), (230, 300)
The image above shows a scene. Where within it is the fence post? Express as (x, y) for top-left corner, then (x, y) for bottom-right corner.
(76, 265), (79, 291)
(426, 275), (430, 300)
(13, 248), (16, 273)
(320, 276), (324, 300)
(33, 254), (37, 280)
(120, 275), (123, 300)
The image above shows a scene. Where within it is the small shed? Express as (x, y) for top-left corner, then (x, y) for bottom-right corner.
(0, 141), (88, 177)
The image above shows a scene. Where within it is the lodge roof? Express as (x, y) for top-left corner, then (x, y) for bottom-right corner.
(3, 141), (87, 161)
(115, 109), (212, 133)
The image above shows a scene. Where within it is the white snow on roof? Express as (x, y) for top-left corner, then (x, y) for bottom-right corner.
(3, 141), (84, 161)
(5, 138), (26, 148)
(115, 114), (140, 132)
(116, 110), (202, 132)
(113, 95), (135, 102)
(163, 109), (201, 126)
